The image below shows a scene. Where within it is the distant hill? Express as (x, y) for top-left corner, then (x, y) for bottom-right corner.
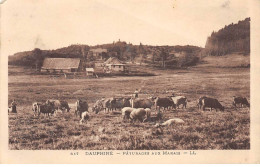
(8, 45), (89, 68)
(8, 41), (202, 69)
(204, 18), (250, 56)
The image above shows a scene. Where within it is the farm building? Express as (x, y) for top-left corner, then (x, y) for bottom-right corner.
(41, 58), (81, 73)
(86, 68), (94, 76)
(103, 57), (126, 73)
(88, 48), (108, 60)
(94, 61), (105, 73)
(94, 61), (104, 68)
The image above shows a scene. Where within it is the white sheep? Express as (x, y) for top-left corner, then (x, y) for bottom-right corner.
(155, 118), (184, 127)
(130, 108), (151, 122)
(121, 107), (135, 120)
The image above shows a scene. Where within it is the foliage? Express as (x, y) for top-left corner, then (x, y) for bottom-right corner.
(8, 40), (202, 69)
(205, 18), (250, 56)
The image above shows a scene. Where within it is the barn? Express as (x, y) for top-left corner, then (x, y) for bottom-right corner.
(103, 57), (126, 73)
(41, 58), (81, 73)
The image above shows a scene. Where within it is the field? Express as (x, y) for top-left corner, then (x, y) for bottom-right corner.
(8, 62), (250, 150)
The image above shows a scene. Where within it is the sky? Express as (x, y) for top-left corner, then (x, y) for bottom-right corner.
(1, 0), (249, 56)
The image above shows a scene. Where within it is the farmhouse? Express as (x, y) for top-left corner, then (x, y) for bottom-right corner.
(41, 58), (81, 73)
(89, 48), (108, 60)
(103, 57), (126, 73)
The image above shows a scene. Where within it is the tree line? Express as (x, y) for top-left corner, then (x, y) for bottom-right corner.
(9, 41), (202, 69)
(204, 18), (250, 56)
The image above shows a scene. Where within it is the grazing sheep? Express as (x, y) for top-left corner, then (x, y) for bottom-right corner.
(9, 100), (17, 113)
(197, 96), (208, 110)
(170, 96), (188, 109)
(103, 98), (113, 113)
(144, 108), (151, 122)
(80, 111), (90, 124)
(155, 118), (184, 127)
(122, 97), (131, 108)
(202, 97), (224, 111)
(121, 107), (135, 121)
(32, 102), (43, 116)
(130, 98), (153, 109)
(75, 99), (89, 118)
(46, 100), (70, 113)
(92, 99), (105, 114)
(233, 96), (250, 108)
(155, 97), (176, 112)
(38, 103), (55, 117)
(130, 108), (151, 123)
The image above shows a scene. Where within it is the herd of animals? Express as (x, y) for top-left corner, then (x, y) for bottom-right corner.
(26, 95), (250, 126)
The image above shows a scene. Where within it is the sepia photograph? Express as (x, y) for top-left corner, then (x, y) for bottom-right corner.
(1, 0), (260, 164)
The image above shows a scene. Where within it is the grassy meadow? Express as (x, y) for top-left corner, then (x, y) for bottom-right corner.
(8, 62), (250, 150)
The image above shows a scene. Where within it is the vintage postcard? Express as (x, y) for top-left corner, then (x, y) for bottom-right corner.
(0, 0), (260, 164)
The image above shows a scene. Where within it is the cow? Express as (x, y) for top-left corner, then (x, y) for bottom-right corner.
(80, 111), (90, 124)
(197, 96), (208, 110)
(130, 108), (151, 123)
(75, 99), (89, 118)
(155, 118), (185, 127)
(155, 97), (176, 112)
(130, 98), (153, 109)
(233, 96), (250, 108)
(121, 107), (135, 121)
(38, 103), (55, 116)
(201, 97), (224, 111)
(170, 96), (188, 109)
(46, 100), (70, 113)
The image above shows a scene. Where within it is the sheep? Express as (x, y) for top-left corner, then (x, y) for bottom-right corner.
(130, 108), (151, 123)
(121, 107), (135, 121)
(155, 118), (184, 127)
(79, 111), (90, 124)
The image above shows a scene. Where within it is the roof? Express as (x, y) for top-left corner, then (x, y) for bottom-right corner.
(86, 68), (94, 72)
(104, 57), (123, 65)
(90, 48), (107, 53)
(42, 58), (80, 69)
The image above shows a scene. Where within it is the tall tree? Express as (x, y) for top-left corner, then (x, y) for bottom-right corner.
(32, 48), (43, 71)
(160, 48), (168, 68)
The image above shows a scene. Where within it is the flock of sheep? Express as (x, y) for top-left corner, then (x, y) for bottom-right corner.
(29, 94), (250, 127)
